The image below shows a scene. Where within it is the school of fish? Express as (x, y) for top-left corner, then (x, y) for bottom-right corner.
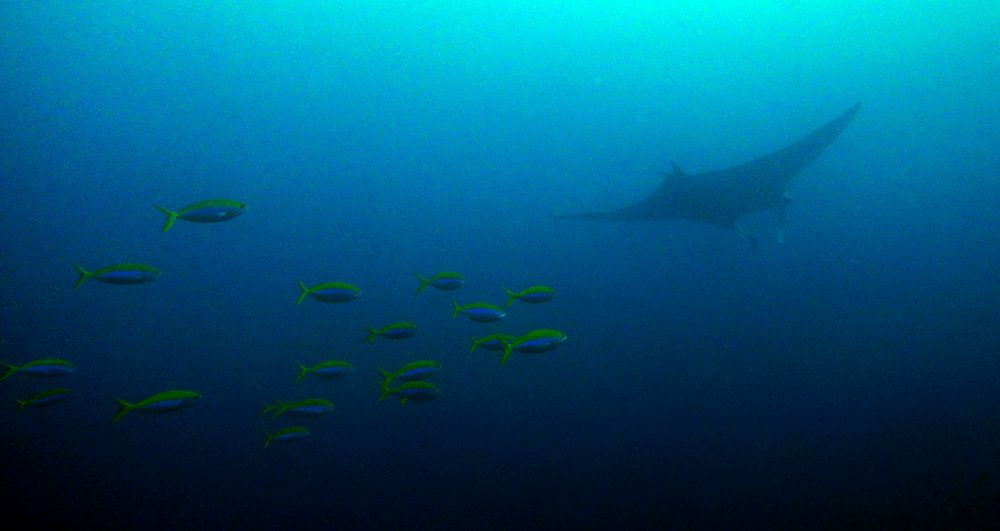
(4, 201), (567, 449)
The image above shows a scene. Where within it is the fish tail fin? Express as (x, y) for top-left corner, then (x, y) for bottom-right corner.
(468, 336), (480, 353)
(295, 363), (310, 381)
(263, 432), (274, 448)
(451, 299), (460, 318)
(15, 399), (27, 410)
(500, 340), (513, 366)
(502, 288), (517, 309)
(258, 401), (276, 417)
(111, 398), (133, 423)
(0, 363), (17, 381)
(363, 327), (378, 343)
(414, 274), (429, 295)
(73, 264), (91, 289)
(295, 280), (310, 304)
(377, 376), (391, 401)
(270, 400), (286, 419)
(154, 205), (178, 233)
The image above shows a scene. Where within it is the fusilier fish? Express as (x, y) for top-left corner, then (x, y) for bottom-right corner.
(15, 388), (72, 409)
(259, 398), (334, 419)
(377, 380), (441, 405)
(112, 389), (201, 422)
(468, 333), (516, 353)
(451, 300), (506, 323)
(499, 329), (567, 365)
(503, 285), (556, 308)
(364, 322), (417, 343)
(73, 263), (160, 289)
(264, 426), (310, 448)
(414, 272), (464, 294)
(1, 359), (77, 381)
(296, 360), (353, 381)
(378, 360), (441, 383)
(154, 199), (246, 232)
(295, 280), (361, 304)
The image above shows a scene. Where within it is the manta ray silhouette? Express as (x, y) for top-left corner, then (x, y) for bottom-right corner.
(558, 101), (862, 247)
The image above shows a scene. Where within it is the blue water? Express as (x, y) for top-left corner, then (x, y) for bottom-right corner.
(2, 2), (999, 529)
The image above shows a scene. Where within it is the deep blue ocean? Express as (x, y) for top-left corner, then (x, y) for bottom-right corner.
(2, 2), (999, 529)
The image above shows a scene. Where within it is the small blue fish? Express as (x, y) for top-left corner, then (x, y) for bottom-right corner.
(73, 263), (160, 289)
(15, 388), (72, 409)
(503, 285), (556, 308)
(259, 398), (334, 419)
(295, 280), (361, 304)
(154, 199), (246, 232)
(499, 329), (567, 365)
(295, 360), (353, 381)
(378, 360), (441, 383)
(414, 272), (464, 294)
(451, 300), (506, 323)
(112, 390), (201, 422)
(378, 380), (441, 405)
(364, 322), (417, 342)
(1, 359), (76, 381)
(264, 426), (310, 448)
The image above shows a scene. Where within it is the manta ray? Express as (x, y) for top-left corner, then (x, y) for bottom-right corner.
(558, 101), (862, 247)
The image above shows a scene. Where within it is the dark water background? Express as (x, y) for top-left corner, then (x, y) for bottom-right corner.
(2, 2), (999, 529)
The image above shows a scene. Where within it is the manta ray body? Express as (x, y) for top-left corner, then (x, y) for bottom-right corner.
(559, 102), (862, 245)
